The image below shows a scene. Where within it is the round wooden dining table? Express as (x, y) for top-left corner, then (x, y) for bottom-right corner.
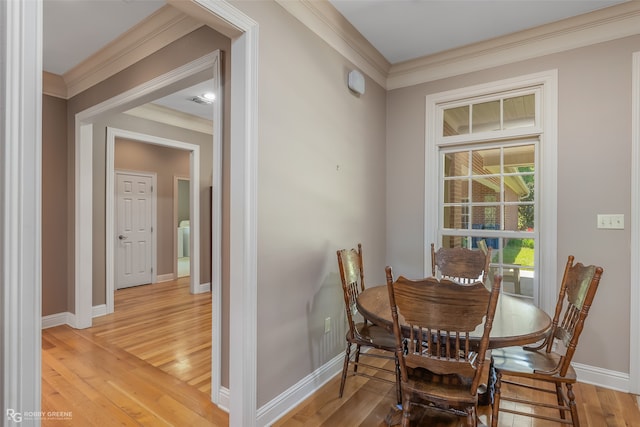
(356, 285), (552, 349)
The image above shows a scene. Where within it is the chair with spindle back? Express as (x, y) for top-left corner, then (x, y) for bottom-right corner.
(431, 243), (492, 284)
(490, 255), (604, 427)
(337, 244), (401, 404)
(386, 266), (502, 426)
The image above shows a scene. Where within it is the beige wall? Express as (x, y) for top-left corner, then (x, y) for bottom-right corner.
(42, 95), (68, 316)
(387, 34), (640, 375)
(230, 1), (388, 407)
(114, 138), (191, 276)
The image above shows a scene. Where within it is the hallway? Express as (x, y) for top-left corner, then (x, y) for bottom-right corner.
(41, 278), (224, 426)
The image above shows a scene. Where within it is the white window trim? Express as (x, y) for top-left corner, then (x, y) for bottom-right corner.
(425, 70), (558, 313)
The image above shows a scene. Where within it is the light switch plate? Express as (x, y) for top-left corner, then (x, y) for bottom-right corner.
(597, 214), (624, 229)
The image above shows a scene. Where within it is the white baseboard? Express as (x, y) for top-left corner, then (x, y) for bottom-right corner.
(43, 305), (106, 328)
(217, 386), (230, 413)
(197, 282), (211, 293)
(573, 362), (630, 392)
(42, 311), (74, 329)
(92, 304), (107, 318)
(156, 273), (175, 283)
(257, 352), (344, 427)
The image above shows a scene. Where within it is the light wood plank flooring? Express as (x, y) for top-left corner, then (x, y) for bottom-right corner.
(274, 350), (640, 427)
(43, 280), (640, 426)
(42, 278), (227, 426)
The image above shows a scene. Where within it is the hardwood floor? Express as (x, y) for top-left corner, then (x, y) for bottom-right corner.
(42, 280), (640, 426)
(41, 278), (228, 426)
(273, 351), (640, 427)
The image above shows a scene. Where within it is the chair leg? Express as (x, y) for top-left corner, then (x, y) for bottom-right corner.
(395, 355), (402, 405)
(566, 383), (580, 427)
(401, 400), (411, 427)
(490, 371), (502, 427)
(466, 405), (476, 427)
(555, 381), (566, 420)
(353, 344), (361, 373)
(339, 341), (351, 398)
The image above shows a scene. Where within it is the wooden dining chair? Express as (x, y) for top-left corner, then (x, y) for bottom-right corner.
(386, 266), (502, 426)
(431, 243), (492, 284)
(490, 255), (604, 427)
(337, 244), (401, 404)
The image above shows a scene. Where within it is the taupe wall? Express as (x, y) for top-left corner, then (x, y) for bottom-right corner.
(230, 1), (388, 407)
(387, 35), (640, 376)
(42, 95), (68, 316)
(114, 138), (191, 276)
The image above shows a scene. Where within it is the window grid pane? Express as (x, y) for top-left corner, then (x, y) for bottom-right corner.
(440, 142), (536, 300)
(441, 92), (537, 139)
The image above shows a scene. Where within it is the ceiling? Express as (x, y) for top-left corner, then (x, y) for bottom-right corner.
(43, 0), (629, 115)
(43, 0), (165, 76)
(328, 0), (628, 64)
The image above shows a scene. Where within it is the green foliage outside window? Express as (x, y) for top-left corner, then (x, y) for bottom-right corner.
(518, 167), (535, 231)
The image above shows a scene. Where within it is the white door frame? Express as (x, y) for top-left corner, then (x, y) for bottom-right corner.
(105, 127), (200, 313)
(1, 0), (42, 417)
(168, 3), (259, 422)
(7, 0), (258, 423)
(107, 128), (201, 312)
(75, 54), (211, 328)
(75, 1), (259, 419)
(630, 51), (640, 395)
(113, 169), (158, 289)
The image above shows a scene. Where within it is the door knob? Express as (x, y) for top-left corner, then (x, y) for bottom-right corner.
(118, 235), (127, 240)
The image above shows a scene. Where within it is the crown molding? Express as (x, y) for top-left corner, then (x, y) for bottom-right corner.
(277, 1), (640, 91)
(123, 103), (213, 135)
(45, 1), (640, 98)
(63, 5), (202, 99)
(274, 0), (390, 89)
(42, 71), (67, 99)
(387, 1), (640, 89)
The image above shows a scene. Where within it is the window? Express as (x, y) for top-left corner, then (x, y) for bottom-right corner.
(425, 71), (557, 309)
(443, 93), (536, 137)
(440, 142), (537, 300)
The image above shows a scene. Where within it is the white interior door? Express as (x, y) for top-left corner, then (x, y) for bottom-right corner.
(116, 172), (153, 289)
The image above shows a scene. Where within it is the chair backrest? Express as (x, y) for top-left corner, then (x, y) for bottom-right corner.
(337, 244), (366, 340)
(386, 267), (502, 395)
(546, 255), (604, 377)
(431, 243), (492, 284)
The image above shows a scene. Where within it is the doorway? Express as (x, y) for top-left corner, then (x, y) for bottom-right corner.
(6, 1), (258, 421)
(176, 177), (191, 278)
(82, 51), (223, 405)
(69, 9), (258, 418)
(106, 127), (201, 314)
